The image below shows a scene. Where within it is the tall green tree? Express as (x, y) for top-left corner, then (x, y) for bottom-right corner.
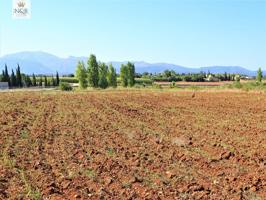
(4, 64), (8, 78)
(75, 61), (88, 89)
(120, 64), (128, 87)
(32, 73), (37, 86)
(56, 71), (60, 86)
(224, 72), (228, 81)
(4, 64), (10, 86)
(257, 67), (263, 83)
(98, 62), (108, 89)
(108, 64), (117, 88)
(10, 70), (16, 88)
(51, 75), (56, 87)
(87, 54), (99, 88)
(47, 79), (51, 87)
(1, 70), (5, 82)
(24, 75), (32, 87)
(16, 64), (22, 87)
(127, 62), (135, 87)
(44, 76), (48, 87)
(39, 76), (43, 87)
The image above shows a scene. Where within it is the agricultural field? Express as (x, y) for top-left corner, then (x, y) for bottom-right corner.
(0, 90), (265, 199)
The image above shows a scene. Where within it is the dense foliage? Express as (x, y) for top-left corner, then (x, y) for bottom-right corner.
(0, 60), (263, 90)
(87, 54), (99, 88)
(59, 82), (73, 91)
(119, 62), (135, 87)
(141, 70), (242, 82)
(107, 64), (117, 88)
(75, 54), (131, 89)
(75, 61), (87, 89)
(0, 65), (60, 88)
(98, 62), (109, 89)
(257, 67), (263, 83)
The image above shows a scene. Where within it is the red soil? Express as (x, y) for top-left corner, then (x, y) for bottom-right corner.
(0, 91), (265, 199)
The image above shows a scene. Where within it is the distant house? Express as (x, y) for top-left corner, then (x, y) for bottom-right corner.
(241, 76), (253, 80)
(206, 74), (220, 82)
(0, 82), (9, 90)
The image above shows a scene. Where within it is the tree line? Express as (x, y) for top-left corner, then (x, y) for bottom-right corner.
(75, 54), (135, 89)
(140, 68), (264, 83)
(141, 70), (239, 82)
(1, 61), (263, 89)
(0, 64), (60, 88)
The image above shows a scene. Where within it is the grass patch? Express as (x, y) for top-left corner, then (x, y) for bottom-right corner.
(106, 148), (115, 157)
(1, 149), (15, 168)
(0, 140), (15, 168)
(224, 81), (266, 91)
(20, 130), (29, 140)
(84, 169), (96, 179)
(20, 170), (41, 200)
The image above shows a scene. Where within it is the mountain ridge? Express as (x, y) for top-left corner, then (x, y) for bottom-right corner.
(0, 51), (263, 76)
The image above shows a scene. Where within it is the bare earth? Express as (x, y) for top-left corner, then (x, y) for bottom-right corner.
(154, 81), (233, 86)
(0, 90), (265, 199)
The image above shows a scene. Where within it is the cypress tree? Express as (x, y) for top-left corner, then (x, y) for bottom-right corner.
(47, 79), (51, 87)
(1, 70), (5, 81)
(4, 64), (8, 79)
(224, 72), (228, 81)
(28, 75), (32, 87)
(32, 74), (37, 86)
(10, 70), (16, 88)
(56, 71), (60, 86)
(39, 76), (43, 87)
(16, 64), (22, 87)
(24, 75), (32, 87)
(44, 76), (48, 87)
(4, 64), (10, 86)
(51, 75), (56, 87)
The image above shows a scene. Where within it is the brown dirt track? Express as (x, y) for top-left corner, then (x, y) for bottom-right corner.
(0, 90), (265, 199)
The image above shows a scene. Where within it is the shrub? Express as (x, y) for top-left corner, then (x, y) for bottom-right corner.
(152, 83), (162, 89)
(134, 84), (141, 89)
(170, 81), (176, 88)
(59, 82), (73, 91)
(233, 81), (242, 89)
(235, 75), (240, 82)
(135, 78), (153, 85)
(60, 77), (79, 83)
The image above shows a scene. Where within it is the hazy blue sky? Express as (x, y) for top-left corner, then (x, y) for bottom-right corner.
(0, 0), (266, 70)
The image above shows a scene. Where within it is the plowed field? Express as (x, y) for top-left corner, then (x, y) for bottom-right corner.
(0, 91), (265, 199)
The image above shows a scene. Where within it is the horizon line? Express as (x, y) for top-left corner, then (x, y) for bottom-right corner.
(0, 50), (264, 71)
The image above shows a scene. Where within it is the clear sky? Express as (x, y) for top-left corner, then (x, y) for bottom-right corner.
(0, 0), (266, 70)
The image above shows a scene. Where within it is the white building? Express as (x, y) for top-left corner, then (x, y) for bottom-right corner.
(0, 82), (9, 90)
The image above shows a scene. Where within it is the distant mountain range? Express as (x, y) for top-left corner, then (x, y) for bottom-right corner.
(0, 51), (263, 76)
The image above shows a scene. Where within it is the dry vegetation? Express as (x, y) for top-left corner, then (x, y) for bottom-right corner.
(0, 90), (265, 199)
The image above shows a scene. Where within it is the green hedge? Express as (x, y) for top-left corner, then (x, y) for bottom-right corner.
(224, 81), (266, 90)
(35, 77), (153, 85)
(116, 78), (153, 85)
(35, 77), (78, 83)
(59, 77), (78, 83)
